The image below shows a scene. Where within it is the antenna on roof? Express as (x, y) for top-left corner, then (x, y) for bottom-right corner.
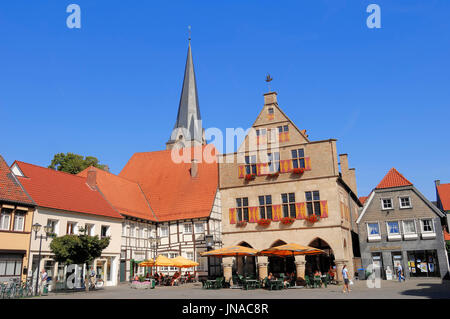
(188, 25), (191, 41)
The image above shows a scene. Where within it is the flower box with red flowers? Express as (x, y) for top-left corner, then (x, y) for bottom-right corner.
(236, 220), (247, 227)
(245, 174), (256, 181)
(267, 172), (280, 178)
(292, 167), (305, 174)
(280, 217), (295, 225)
(257, 219), (271, 227)
(306, 214), (320, 223)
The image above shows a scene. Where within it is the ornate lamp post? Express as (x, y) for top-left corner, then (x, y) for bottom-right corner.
(32, 223), (52, 296)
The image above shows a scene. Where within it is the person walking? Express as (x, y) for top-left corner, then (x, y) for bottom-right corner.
(40, 269), (48, 295)
(89, 267), (96, 290)
(397, 264), (405, 282)
(342, 265), (350, 293)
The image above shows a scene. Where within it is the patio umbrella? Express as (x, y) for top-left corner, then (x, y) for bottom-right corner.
(172, 256), (199, 268)
(154, 255), (176, 266)
(138, 259), (155, 267)
(200, 245), (258, 278)
(258, 243), (326, 275)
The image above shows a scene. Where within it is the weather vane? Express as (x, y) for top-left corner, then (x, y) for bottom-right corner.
(188, 25), (191, 41)
(265, 73), (273, 92)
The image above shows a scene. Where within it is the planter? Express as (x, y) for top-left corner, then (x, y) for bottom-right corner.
(245, 174), (256, 181)
(131, 281), (152, 289)
(267, 172), (279, 178)
(257, 219), (271, 227)
(280, 217), (295, 225)
(306, 214), (320, 223)
(292, 168), (305, 174)
(236, 221), (247, 227)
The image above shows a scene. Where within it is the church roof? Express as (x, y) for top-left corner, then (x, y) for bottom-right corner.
(169, 41), (202, 144)
(119, 145), (218, 222)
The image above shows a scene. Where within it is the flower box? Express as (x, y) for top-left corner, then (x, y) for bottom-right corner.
(306, 214), (320, 223)
(292, 168), (305, 174)
(131, 281), (152, 289)
(236, 220), (247, 227)
(257, 219), (271, 227)
(245, 174), (256, 181)
(267, 172), (279, 178)
(280, 217), (295, 225)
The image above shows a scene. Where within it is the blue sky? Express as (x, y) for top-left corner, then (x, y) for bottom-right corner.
(0, 1), (449, 200)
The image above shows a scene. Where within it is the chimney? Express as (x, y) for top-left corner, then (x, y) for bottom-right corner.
(190, 159), (198, 178)
(339, 154), (358, 196)
(435, 180), (441, 187)
(264, 92), (277, 105)
(86, 167), (97, 189)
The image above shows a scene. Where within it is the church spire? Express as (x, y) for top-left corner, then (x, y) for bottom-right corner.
(166, 36), (204, 150)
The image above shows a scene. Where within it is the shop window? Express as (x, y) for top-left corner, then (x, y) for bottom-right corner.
(399, 196), (412, 209)
(282, 193), (296, 218)
(291, 149), (306, 169)
(258, 195), (273, 219)
(381, 198), (393, 210)
(305, 191), (321, 216)
(236, 197), (249, 222)
(0, 209), (12, 231)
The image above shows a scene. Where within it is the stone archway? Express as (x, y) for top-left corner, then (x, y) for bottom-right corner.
(305, 238), (335, 277)
(234, 241), (256, 278)
(267, 240), (296, 276)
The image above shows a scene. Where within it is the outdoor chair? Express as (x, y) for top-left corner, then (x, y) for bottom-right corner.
(214, 277), (224, 289)
(305, 275), (314, 288)
(232, 275), (240, 287)
(223, 278), (231, 288)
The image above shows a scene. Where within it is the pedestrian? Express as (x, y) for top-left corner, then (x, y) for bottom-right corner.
(342, 265), (350, 293)
(89, 267), (96, 289)
(40, 269), (48, 295)
(397, 264), (405, 282)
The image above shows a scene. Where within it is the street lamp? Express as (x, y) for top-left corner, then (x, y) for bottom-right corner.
(33, 223), (52, 296)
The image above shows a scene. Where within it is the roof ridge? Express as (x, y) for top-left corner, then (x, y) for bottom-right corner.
(15, 160), (87, 180)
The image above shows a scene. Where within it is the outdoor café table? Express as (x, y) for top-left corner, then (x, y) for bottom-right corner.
(269, 279), (283, 290)
(243, 279), (258, 290)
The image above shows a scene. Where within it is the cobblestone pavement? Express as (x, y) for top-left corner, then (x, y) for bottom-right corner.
(39, 278), (450, 299)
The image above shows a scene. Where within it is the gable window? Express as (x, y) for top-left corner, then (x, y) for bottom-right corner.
(281, 193), (296, 218)
(259, 195), (273, 219)
(267, 152), (280, 173)
(194, 222), (204, 234)
(160, 226), (168, 237)
(236, 198), (249, 222)
(278, 125), (289, 133)
(305, 191), (321, 216)
(387, 221), (401, 241)
(0, 209), (12, 231)
(399, 196), (411, 209)
(66, 222), (77, 235)
(268, 108), (274, 115)
(291, 149), (306, 169)
(245, 155), (257, 175)
(13, 211), (25, 232)
(184, 223), (193, 234)
(101, 225), (109, 238)
(367, 222), (381, 241)
(381, 198), (393, 210)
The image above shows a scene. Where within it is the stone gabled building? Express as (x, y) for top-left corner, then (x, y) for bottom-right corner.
(357, 168), (449, 279)
(219, 91), (362, 282)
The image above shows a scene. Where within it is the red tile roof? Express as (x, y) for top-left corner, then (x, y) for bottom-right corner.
(0, 156), (35, 206)
(359, 196), (369, 205)
(78, 167), (156, 221)
(119, 145), (218, 222)
(14, 161), (123, 219)
(444, 230), (450, 241)
(437, 183), (450, 211)
(376, 168), (413, 189)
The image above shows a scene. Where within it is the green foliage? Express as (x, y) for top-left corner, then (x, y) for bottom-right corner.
(446, 241), (450, 254)
(48, 152), (107, 174)
(49, 230), (110, 266)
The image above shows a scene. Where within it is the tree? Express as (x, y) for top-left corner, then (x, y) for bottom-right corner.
(48, 153), (107, 174)
(50, 228), (110, 291)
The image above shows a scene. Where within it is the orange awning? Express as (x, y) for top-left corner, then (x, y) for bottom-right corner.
(258, 243), (325, 256)
(200, 245), (258, 257)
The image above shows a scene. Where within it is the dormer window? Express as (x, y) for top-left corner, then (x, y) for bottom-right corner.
(381, 198), (393, 210)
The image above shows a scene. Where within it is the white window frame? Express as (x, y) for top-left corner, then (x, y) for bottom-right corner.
(367, 222), (381, 242)
(386, 220), (401, 241)
(194, 222), (204, 234)
(100, 225), (110, 238)
(47, 219), (59, 235)
(0, 210), (12, 231)
(402, 220), (418, 240)
(13, 212), (25, 232)
(84, 223), (95, 236)
(399, 196), (412, 209)
(160, 226), (169, 237)
(67, 221), (77, 235)
(381, 198), (393, 210)
(420, 219), (436, 239)
(184, 223), (192, 234)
